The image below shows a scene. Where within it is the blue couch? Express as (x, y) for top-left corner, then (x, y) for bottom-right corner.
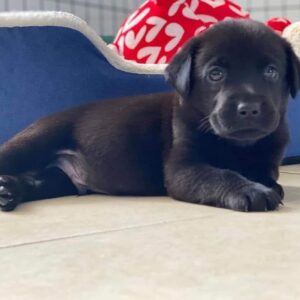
(0, 12), (299, 163)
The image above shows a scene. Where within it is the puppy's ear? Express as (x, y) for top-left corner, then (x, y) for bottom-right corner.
(286, 42), (300, 98)
(165, 37), (200, 99)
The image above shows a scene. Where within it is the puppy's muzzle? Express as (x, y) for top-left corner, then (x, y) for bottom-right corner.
(210, 91), (279, 142)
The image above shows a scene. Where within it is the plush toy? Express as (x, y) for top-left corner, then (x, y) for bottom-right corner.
(109, 0), (291, 64)
(267, 17), (291, 34)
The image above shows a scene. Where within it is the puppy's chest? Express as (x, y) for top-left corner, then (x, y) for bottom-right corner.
(198, 138), (264, 172)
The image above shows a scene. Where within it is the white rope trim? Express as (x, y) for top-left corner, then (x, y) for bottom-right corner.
(283, 22), (300, 59)
(0, 11), (166, 75)
(0, 11), (298, 74)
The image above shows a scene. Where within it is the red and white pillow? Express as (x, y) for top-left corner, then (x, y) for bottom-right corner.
(109, 0), (291, 64)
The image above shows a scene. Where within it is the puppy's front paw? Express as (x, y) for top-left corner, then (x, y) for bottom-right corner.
(0, 175), (22, 212)
(224, 182), (282, 212)
(271, 182), (284, 200)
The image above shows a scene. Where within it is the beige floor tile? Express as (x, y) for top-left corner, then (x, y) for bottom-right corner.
(280, 164), (300, 174)
(1, 186), (300, 300)
(279, 172), (300, 187)
(0, 173), (299, 299)
(0, 195), (229, 248)
(0, 171), (298, 249)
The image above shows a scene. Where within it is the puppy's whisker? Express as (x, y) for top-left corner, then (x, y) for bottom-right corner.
(197, 117), (212, 133)
(197, 116), (209, 127)
(198, 124), (211, 133)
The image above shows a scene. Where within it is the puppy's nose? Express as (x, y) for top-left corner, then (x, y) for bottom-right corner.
(237, 102), (261, 118)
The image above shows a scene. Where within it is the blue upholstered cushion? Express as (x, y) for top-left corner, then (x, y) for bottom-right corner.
(0, 24), (298, 161)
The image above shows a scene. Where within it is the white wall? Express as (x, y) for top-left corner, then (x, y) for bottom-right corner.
(0, 0), (145, 35)
(238, 0), (300, 22)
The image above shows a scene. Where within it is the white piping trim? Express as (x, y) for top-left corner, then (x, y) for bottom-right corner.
(0, 11), (166, 75)
(3, 12), (299, 75)
(283, 22), (300, 59)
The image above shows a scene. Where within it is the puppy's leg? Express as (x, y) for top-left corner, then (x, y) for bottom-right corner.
(0, 110), (76, 175)
(0, 110), (78, 211)
(245, 165), (284, 200)
(0, 168), (78, 211)
(165, 153), (282, 212)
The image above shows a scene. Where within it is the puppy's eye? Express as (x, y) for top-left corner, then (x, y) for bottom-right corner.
(207, 67), (225, 82)
(264, 65), (279, 81)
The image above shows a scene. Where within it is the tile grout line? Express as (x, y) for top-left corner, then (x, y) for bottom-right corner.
(280, 171), (300, 175)
(0, 215), (214, 250)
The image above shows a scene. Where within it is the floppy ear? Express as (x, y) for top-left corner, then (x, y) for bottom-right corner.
(285, 42), (300, 98)
(165, 37), (201, 99)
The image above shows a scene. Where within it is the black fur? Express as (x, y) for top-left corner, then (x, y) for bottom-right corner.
(0, 20), (299, 212)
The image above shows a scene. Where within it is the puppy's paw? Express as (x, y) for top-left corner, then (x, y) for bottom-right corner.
(271, 182), (284, 200)
(224, 182), (282, 212)
(0, 175), (22, 212)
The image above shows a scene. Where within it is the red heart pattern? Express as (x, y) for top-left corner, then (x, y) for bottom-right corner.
(110, 0), (290, 64)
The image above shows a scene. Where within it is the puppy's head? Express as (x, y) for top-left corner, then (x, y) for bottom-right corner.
(166, 20), (300, 144)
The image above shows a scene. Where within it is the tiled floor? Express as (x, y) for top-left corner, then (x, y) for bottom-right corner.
(1, 166), (300, 299)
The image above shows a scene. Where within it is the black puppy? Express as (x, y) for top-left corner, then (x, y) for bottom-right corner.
(0, 20), (299, 212)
